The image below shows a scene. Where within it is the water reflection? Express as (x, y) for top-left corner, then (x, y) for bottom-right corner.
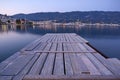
(0, 24), (120, 62)
(1, 24), (120, 39)
(0, 25), (120, 36)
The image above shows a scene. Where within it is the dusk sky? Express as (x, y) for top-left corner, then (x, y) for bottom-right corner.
(0, 0), (120, 15)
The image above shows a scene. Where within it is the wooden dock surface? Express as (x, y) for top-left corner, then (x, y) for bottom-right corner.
(0, 33), (120, 80)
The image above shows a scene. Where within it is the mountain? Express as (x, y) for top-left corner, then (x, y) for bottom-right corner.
(12, 11), (120, 24)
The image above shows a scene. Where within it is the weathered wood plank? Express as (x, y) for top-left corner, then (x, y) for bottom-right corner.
(77, 43), (90, 52)
(67, 43), (90, 75)
(64, 34), (70, 42)
(0, 52), (21, 72)
(53, 43), (64, 75)
(80, 54), (101, 75)
(67, 33), (73, 42)
(76, 54), (90, 75)
(66, 44), (81, 75)
(61, 34), (65, 42)
(76, 35), (89, 43)
(0, 76), (12, 80)
(1, 54), (34, 76)
(23, 34), (49, 51)
(40, 53), (55, 75)
(40, 43), (57, 75)
(0, 33), (120, 80)
(33, 42), (46, 51)
(54, 35), (58, 42)
(28, 53), (47, 75)
(67, 41), (90, 75)
(28, 44), (52, 75)
(51, 35), (56, 42)
(69, 34), (79, 42)
(25, 41), (41, 51)
(13, 54), (39, 80)
(23, 75), (120, 80)
(83, 43), (96, 52)
(52, 35), (57, 42)
(85, 53), (113, 75)
(47, 35), (54, 42)
(107, 58), (120, 65)
(42, 43), (52, 51)
(63, 43), (73, 75)
(20, 37), (41, 51)
(107, 58), (120, 73)
(93, 53), (120, 75)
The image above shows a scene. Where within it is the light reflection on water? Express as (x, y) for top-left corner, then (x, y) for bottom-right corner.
(0, 24), (120, 62)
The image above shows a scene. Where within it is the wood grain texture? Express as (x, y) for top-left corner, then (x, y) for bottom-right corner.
(0, 33), (120, 80)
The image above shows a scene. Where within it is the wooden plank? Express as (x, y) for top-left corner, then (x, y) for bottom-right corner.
(80, 54), (101, 75)
(73, 35), (84, 43)
(28, 53), (47, 75)
(20, 36), (41, 51)
(76, 35), (89, 43)
(24, 75), (120, 80)
(93, 53), (120, 75)
(77, 43), (89, 52)
(76, 54), (90, 75)
(67, 34), (74, 42)
(61, 34), (64, 42)
(67, 39), (90, 75)
(23, 34), (49, 51)
(43, 43), (52, 51)
(50, 43), (57, 52)
(64, 34), (69, 42)
(25, 41), (40, 51)
(29, 42), (52, 74)
(54, 35), (58, 42)
(40, 53), (55, 75)
(66, 44), (81, 75)
(83, 43), (96, 52)
(0, 76), (12, 80)
(57, 34), (60, 42)
(40, 34), (51, 42)
(107, 58), (120, 65)
(69, 34), (79, 42)
(0, 52), (21, 72)
(35, 42), (47, 51)
(1, 33), (120, 80)
(107, 58), (120, 72)
(64, 53), (73, 75)
(93, 53), (106, 60)
(66, 34), (84, 75)
(46, 35), (54, 42)
(13, 54), (39, 80)
(67, 43), (90, 75)
(53, 43), (64, 75)
(52, 35), (57, 42)
(1, 54), (34, 76)
(37, 34), (51, 42)
(34, 51), (95, 53)
(85, 53), (113, 75)
(51, 35), (56, 42)
(71, 43), (83, 52)
(63, 43), (73, 75)
(40, 43), (57, 75)
(53, 53), (64, 75)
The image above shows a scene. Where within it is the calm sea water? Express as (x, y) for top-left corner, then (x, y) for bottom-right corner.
(0, 24), (120, 62)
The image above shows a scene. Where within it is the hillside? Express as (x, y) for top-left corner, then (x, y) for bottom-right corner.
(12, 11), (120, 24)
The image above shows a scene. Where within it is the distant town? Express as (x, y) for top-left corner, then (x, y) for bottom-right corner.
(0, 14), (33, 25)
(0, 11), (120, 26)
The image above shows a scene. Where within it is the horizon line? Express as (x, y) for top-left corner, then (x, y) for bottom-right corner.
(1, 10), (120, 16)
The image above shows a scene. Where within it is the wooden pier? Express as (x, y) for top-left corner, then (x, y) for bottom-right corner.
(0, 33), (120, 80)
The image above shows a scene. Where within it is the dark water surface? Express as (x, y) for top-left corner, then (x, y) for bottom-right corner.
(0, 25), (120, 62)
